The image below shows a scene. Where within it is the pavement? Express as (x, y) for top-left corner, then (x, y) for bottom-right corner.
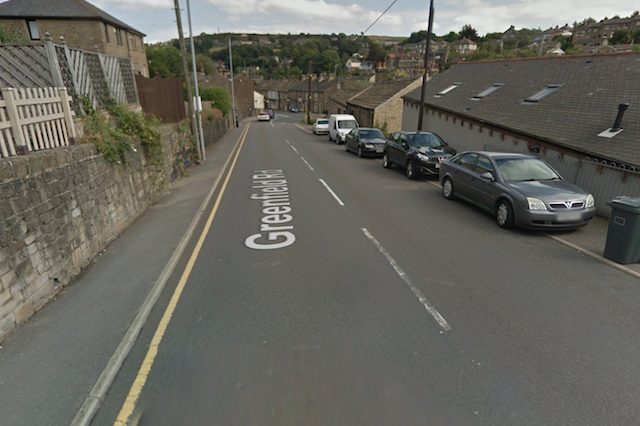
(1, 114), (639, 426)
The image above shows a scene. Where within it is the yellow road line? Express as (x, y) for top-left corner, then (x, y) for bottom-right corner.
(113, 123), (250, 426)
(294, 123), (312, 133)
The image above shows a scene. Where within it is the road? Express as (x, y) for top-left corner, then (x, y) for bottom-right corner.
(4, 113), (640, 425)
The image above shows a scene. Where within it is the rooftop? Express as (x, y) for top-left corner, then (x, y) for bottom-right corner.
(403, 52), (640, 167)
(349, 78), (420, 110)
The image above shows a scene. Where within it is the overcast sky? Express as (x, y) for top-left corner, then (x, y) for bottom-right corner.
(88, 0), (639, 43)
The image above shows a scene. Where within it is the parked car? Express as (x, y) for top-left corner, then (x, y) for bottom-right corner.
(313, 119), (329, 135)
(382, 131), (456, 179)
(439, 151), (596, 230)
(328, 114), (358, 144)
(266, 109), (275, 119)
(257, 111), (270, 121)
(344, 128), (386, 157)
(289, 106), (300, 113)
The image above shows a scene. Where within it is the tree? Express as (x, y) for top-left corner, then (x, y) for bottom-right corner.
(195, 54), (215, 75)
(200, 86), (230, 115)
(459, 24), (479, 41)
(442, 31), (458, 43)
(610, 29), (631, 44)
(146, 44), (184, 77)
(404, 30), (428, 44)
(366, 39), (387, 65)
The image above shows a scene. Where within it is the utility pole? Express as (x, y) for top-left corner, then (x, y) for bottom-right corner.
(173, 0), (201, 162)
(186, 0), (205, 161)
(229, 37), (237, 127)
(417, 0), (434, 132)
(307, 60), (312, 124)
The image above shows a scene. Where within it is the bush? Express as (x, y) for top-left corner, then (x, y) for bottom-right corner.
(200, 86), (231, 116)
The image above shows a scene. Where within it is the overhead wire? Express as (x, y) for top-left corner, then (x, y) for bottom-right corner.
(360, 0), (398, 36)
(204, 0), (238, 31)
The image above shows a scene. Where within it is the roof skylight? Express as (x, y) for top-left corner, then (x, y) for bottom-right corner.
(435, 83), (462, 97)
(524, 84), (563, 103)
(472, 84), (504, 100)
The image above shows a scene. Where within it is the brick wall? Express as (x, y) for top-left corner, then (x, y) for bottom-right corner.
(0, 119), (227, 341)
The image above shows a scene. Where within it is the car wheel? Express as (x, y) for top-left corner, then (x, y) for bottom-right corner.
(406, 161), (416, 180)
(383, 153), (392, 169)
(496, 200), (515, 229)
(344, 141), (350, 152)
(357, 146), (363, 158)
(328, 133), (332, 142)
(442, 177), (455, 200)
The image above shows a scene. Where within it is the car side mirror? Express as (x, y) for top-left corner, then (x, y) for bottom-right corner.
(480, 171), (495, 181)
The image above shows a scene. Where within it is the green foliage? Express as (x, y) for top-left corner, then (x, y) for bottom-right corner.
(195, 54), (215, 74)
(82, 97), (163, 168)
(459, 24), (480, 41)
(373, 120), (389, 136)
(610, 29), (632, 44)
(0, 23), (25, 43)
(366, 38), (387, 65)
(200, 86), (231, 115)
(442, 31), (459, 43)
(403, 31), (428, 45)
(146, 44), (184, 77)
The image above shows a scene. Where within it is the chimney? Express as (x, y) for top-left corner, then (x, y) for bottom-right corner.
(612, 103), (629, 132)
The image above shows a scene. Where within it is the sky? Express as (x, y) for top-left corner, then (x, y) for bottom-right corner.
(86, 0), (640, 43)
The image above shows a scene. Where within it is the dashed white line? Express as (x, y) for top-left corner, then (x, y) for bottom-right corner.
(301, 157), (314, 171)
(291, 145), (299, 154)
(318, 178), (345, 206)
(285, 139), (291, 145)
(361, 228), (452, 331)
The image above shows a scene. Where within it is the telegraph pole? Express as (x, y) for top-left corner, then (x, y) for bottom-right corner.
(307, 61), (312, 124)
(186, 0), (205, 160)
(417, 0), (434, 132)
(173, 0), (201, 162)
(229, 37), (237, 127)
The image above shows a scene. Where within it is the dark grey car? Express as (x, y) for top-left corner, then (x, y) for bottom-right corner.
(439, 151), (596, 230)
(344, 128), (386, 157)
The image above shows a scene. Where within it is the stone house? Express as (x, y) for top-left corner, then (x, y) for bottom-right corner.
(287, 77), (342, 114)
(0, 0), (149, 76)
(346, 57), (361, 72)
(501, 25), (518, 40)
(347, 78), (422, 131)
(573, 16), (640, 47)
(454, 38), (478, 55)
(198, 73), (255, 119)
(401, 52), (640, 216)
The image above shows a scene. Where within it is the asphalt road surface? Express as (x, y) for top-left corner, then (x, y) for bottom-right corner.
(10, 113), (640, 426)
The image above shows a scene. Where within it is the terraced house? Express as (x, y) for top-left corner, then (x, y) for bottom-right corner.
(0, 0), (149, 76)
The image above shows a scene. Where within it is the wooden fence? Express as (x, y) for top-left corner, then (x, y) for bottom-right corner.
(135, 75), (186, 123)
(0, 33), (138, 113)
(0, 87), (76, 158)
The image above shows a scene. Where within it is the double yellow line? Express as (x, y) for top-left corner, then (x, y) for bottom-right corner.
(113, 124), (250, 426)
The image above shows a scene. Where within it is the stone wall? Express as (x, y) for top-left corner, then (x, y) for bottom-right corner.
(0, 118), (227, 341)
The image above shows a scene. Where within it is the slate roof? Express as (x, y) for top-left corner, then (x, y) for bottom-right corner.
(348, 78), (420, 110)
(403, 52), (640, 167)
(0, 0), (145, 36)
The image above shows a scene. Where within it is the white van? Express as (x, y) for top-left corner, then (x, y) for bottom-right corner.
(328, 114), (358, 144)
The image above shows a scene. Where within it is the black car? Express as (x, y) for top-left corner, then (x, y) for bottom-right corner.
(382, 131), (457, 179)
(344, 128), (386, 158)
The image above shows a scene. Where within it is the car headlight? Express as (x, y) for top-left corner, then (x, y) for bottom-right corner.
(527, 197), (547, 211)
(417, 153), (430, 162)
(586, 194), (595, 208)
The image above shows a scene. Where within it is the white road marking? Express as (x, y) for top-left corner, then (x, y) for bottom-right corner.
(301, 157), (314, 171)
(425, 180), (442, 189)
(318, 178), (345, 206)
(285, 139), (290, 145)
(291, 145), (299, 154)
(361, 228), (452, 331)
(270, 120), (275, 127)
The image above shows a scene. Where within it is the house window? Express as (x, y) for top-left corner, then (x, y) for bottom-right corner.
(104, 23), (110, 43)
(130, 36), (137, 51)
(115, 28), (123, 46)
(472, 83), (504, 100)
(26, 20), (40, 40)
(436, 83), (462, 97)
(524, 84), (562, 103)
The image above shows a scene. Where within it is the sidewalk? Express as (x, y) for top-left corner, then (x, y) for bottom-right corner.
(0, 121), (247, 426)
(549, 215), (640, 275)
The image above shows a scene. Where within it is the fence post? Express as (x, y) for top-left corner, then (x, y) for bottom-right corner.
(2, 88), (28, 155)
(59, 87), (76, 143)
(44, 32), (65, 88)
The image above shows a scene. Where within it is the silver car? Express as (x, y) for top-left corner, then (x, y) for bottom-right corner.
(439, 151), (596, 230)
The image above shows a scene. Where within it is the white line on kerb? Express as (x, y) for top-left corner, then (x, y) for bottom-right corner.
(291, 145), (299, 154)
(318, 178), (345, 206)
(285, 139), (291, 144)
(301, 157), (314, 171)
(361, 228), (452, 331)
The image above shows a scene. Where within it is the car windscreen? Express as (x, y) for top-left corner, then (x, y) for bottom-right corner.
(338, 120), (357, 129)
(495, 158), (560, 181)
(316, 120), (328, 124)
(410, 133), (446, 147)
(359, 129), (385, 139)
